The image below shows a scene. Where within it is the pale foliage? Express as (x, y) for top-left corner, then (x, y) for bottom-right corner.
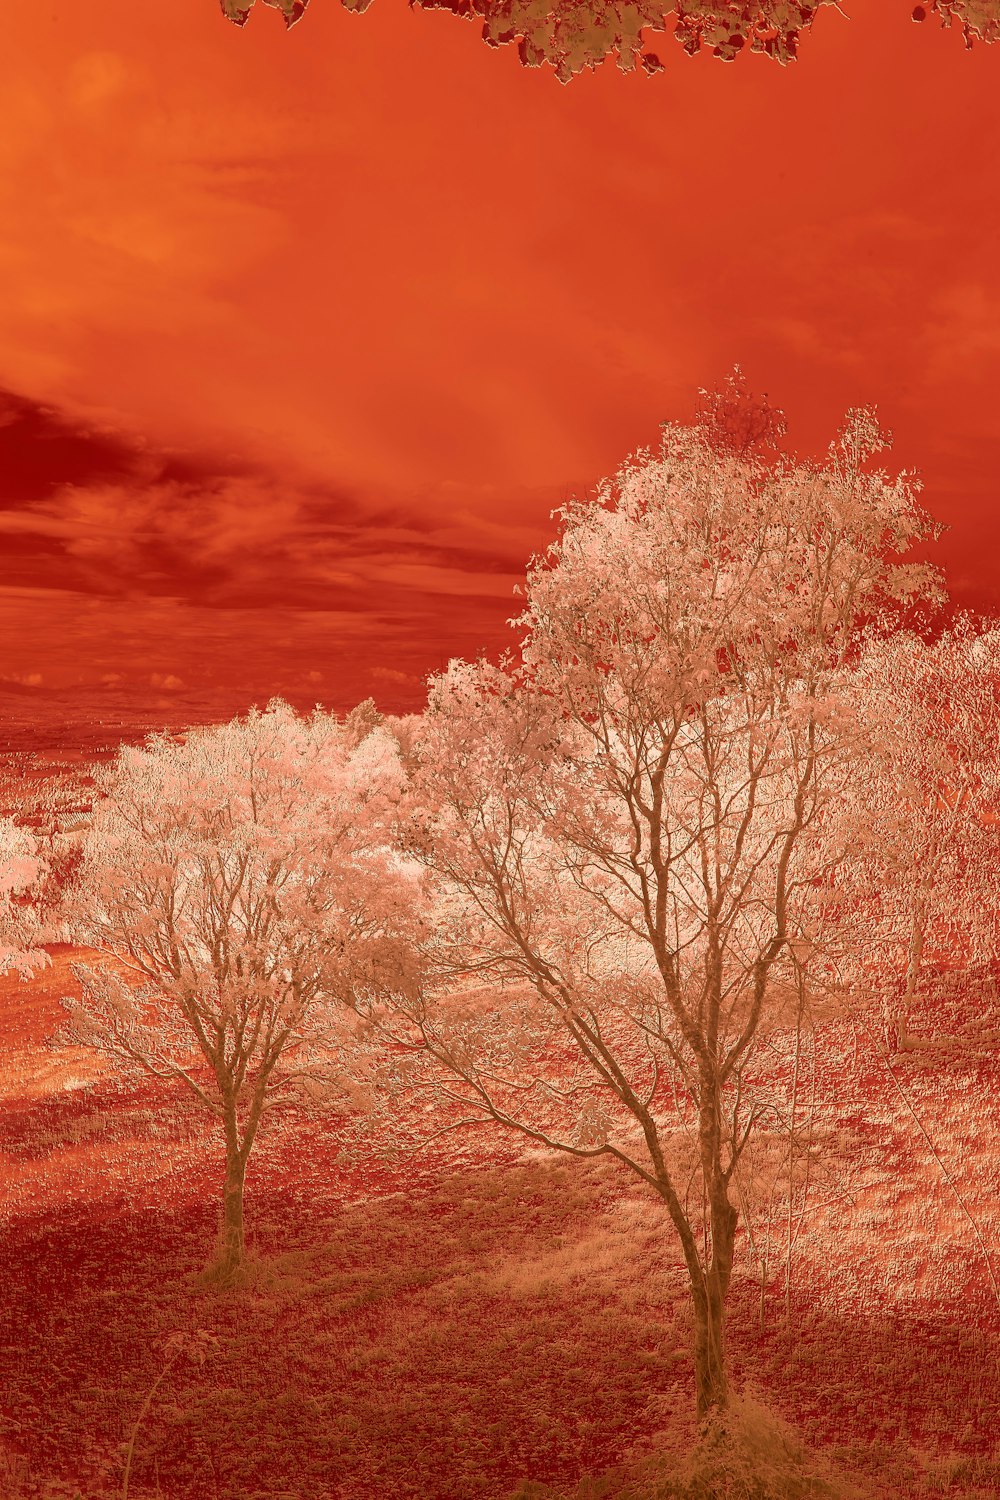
(0, 817), (48, 978)
(61, 700), (420, 1272)
(373, 408), (942, 1413)
(836, 621), (1000, 1043)
(63, 701), (415, 1110)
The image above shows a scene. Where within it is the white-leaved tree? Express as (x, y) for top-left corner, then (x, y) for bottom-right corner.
(369, 406), (942, 1423)
(61, 701), (419, 1282)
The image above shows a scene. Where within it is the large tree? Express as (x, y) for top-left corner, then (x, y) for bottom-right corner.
(222, 1), (1000, 82)
(371, 407), (941, 1421)
(61, 701), (415, 1282)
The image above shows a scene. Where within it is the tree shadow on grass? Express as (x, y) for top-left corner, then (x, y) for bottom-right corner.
(2, 1158), (999, 1499)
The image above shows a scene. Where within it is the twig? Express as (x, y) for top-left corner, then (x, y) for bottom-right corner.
(121, 1352), (179, 1500)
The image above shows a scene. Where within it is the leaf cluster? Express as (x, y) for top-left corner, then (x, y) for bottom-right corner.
(220, 1), (1000, 80)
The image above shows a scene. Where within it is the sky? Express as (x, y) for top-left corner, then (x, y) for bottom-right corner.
(0, 1), (998, 746)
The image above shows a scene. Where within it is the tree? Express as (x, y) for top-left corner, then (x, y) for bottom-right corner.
(370, 406), (941, 1422)
(0, 816), (48, 978)
(838, 621), (1000, 1050)
(221, 1), (1000, 82)
(61, 701), (416, 1283)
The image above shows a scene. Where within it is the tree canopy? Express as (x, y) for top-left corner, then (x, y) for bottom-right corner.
(61, 700), (419, 1281)
(221, 1), (1000, 83)
(366, 404), (943, 1419)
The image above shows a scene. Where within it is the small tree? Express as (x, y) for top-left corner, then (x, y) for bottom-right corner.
(373, 407), (941, 1423)
(62, 701), (415, 1282)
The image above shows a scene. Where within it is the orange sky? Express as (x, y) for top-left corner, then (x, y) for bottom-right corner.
(0, 1), (998, 743)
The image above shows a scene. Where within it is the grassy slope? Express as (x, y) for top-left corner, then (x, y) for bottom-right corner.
(2, 949), (1000, 1500)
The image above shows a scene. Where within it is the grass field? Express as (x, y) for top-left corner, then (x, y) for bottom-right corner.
(3, 948), (1000, 1499)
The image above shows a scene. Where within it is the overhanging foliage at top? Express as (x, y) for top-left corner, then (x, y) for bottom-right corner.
(219, 1), (1000, 83)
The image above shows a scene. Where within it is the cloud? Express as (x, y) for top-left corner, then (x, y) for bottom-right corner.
(919, 283), (1000, 384)
(370, 665), (418, 686)
(0, 407), (551, 622)
(3, 0), (1000, 732)
(0, 580), (442, 733)
(13, 472), (317, 603)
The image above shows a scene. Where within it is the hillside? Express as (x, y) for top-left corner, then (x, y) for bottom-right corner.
(2, 949), (1000, 1499)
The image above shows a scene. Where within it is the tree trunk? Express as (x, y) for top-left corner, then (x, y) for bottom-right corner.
(208, 1083), (267, 1285)
(692, 1270), (730, 1421)
(691, 1048), (739, 1421)
(215, 1145), (247, 1283)
(691, 1175), (739, 1421)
